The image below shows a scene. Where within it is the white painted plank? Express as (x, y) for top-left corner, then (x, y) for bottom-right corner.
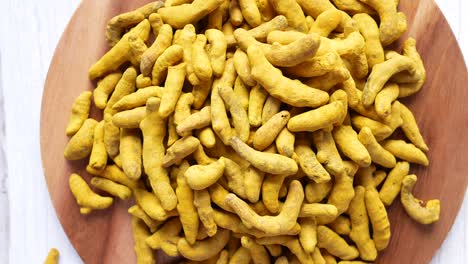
(0, 51), (9, 263)
(0, 0), (466, 263)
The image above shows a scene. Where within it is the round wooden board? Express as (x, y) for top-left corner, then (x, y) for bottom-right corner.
(41, 0), (468, 263)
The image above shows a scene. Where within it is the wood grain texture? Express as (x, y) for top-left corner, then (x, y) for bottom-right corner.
(37, 0), (467, 263)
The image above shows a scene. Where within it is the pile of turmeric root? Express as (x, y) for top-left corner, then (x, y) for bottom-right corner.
(62, 0), (441, 263)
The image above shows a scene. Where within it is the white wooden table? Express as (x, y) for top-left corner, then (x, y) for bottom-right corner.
(0, 0), (466, 263)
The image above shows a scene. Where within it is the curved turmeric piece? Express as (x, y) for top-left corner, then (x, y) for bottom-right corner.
(401, 174), (440, 224)
(44, 248), (59, 264)
(365, 187), (391, 251)
(353, 13), (384, 70)
(94, 72), (122, 110)
(317, 225), (359, 260)
(357, 127), (396, 168)
(105, 67), (137, 115)
(225, 180), (304, 234)
(305, 181), (333, 203)
(333, 125), (371, 167)
(120, 128), (142, 180)
(90, 177), (131, 200)
(89, 121), (107, 171)
(395, 38), (426, 97)
(382, 140), (429, 166)
(269, 0), (308, 32)
(176, 161), (199, 244)
(162, 136), (200, 167)
(194, 189), (218, 237)
(140, 24), (174, 77)
(293, 136), (330, 183)
(241, 236), (271, 264)
(64, 118), (98, 160)
(206, 29), (227, 77)
(229, 136), (298, 175)
(178, 229), (231, 261)
(219, 86), (250, 142)
(265, 34), (321, 67)
(288, 102), (345, 133)
(309, 9), (342, 37)
(247, 45), (329, 108)
(112, 86), (163, 111)
(238, 0), (262, 27)
(374, 83), (399, 119)
(131, 216), (157, 264)
(248, 15), (288, 40)
(254, 111), (290, 151)
(159, 63), (187, 118)
(158, 0), (225, 29)
(312, 130), (344, 176)
(185, 158), (225, 190)
(256, 236), (314, 264)
(66, 91), (92, 136)
(399, 103), (428, 152)
(69, 173), (113, 214)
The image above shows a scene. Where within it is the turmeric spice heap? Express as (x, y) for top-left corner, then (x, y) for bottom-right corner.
(62, 0), (440, 263)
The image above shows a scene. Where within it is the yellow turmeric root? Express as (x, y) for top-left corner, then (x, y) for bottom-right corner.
(176, 161), (200, 244)
(401, 174), (440, 224)
(90, 177), (131, 200)
(44, 248), (59, 264)
(178, 229), (231, 261)
(333, 125), (371, 167)
(365, 187), (391, 251)
(382, 139), (429, 166)
(185, 158), (225, 190)
(64, 118), (98, 160)
(69, 173), (113, 214)
(140, 24), (173, 77)
(162, 136), (200, 167)
(120, 128), (142, 180)
(158, 0), (225, 29)
(159, 63), (187, 118)
(317, 225), (359, 260)
(66, 91), (92, 136)
(131, 216), (157, 264)
(93, 72), (122, 109)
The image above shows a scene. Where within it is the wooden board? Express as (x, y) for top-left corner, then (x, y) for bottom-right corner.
(40, 0), (468, 263)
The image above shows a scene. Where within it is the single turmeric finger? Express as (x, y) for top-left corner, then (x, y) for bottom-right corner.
(382, 139), (429, 166)
(44, 248), (59, 264)
(136, 74), (152, 89)
(285, 52), (341, 78)
(162, 136), (200, 167)
(69, 173), (113, 213)
(94, 72), (122, 109)
(309, 9), (342, 37)
(248, 84), (269, 127)
(305, 181), (333, 203)
(401, 174), (440, 224)
(105, 67), (137, 115)
(219, 86), (250, 142)
(178, 229), (231, 261)
(317, 225), (359, 260)
(194, 189), (218, 236)
(374, 83), (399, 119)
(269, 0), (308, 32)
(64, 118), (98, 160)
(206, 29), (227, 77)
(88, 121), (107, 170)
(112, 86), (164, 111)
(239, 0), (262, 27)
(244, 165), (265, 203)
(176, 161), (200, 244)
(365, 187), (391, 251)
(230, 136), (298, 175)
(120, 128), (142, 180)
(131, 216), (157, 264)
(351, 115), (393, 141)
(265, 34), (321, 67)
(152, 44), (184, 85)
(112, 107), (146, 128)
(146, 218), (182, 249)
(91, 177), (131, 200)
(379, 161), (410, 206)
(241, 236), (271, 264)
(299, 217), (317, 253)
(158, 0), (225, 29)
(66, 91), (92, 136)
(159, 63), (187, 118)
(399, 103), (428, 152)
(358, 127), (396, 168)
(313, 130), (344, 176)
(185, 158), (225, 190)
(354, 13), (384, 70)
(293, 136), (330, 183)
(128, 205), (161, 232)
(254, 111), (290, 151)
(262, 174), (287, 213)
(192, 34), (213, 81)
(288, 101), (345, 133)
(333, 125), (371, 167)
(233, 49), (256, 87)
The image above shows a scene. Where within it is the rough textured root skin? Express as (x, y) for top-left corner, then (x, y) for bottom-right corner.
(229, 136), (298, 175)
(194, 189), (218, 237)
(219, 86), (250, 142)
(327, 169), (355, 215)
(348, 186), (377, 261)
(44, 248), (59, 264)
(253, 111), (290, 151)
(275, 127), (295, 158)
(211, 82), (234, 145)
(176, 161), (199, 245)
(399, 103), (428, 152)
(361, 53), (415, 107)
(269, 0), (308, 32)
(162, 136), (200, 167)
(91, 177), (132, 200)
(244, 166), (265, 203)
(313, 130), (345, 177)
(176, 106), (211, 135)
(159, 63), (187, 118)
(94, 72), (122, 110)
(248, 15), (288, 41)
(87, 121), (107, 171)
(378, 161), (410, 206)
(248, 84), (269, 127)
(225, 180), (304, 234)
(174, 93), (195, 127)
(105, 67), (137, 115)
(317, 225), (359, 260)
(401, 175), (440, 224)
(262, 96), (281, 124)
(151, 44), (184, 86)
(365, 187), (391, 251)
(288, 102), (345, 133)
(262, 174), (287, 213)
(177, 229), (231, 261)
(238, 0), (262, 27)
(247, 45), (329, 108)
(374, 83), (399, 119)
(351, 115), (393, 141)
(112, 107), (147, 128)
(220, 157), (247, 199)
(233, 49), (257, 87)
(359, 0), (407, 46)
(382, 139), (429, 166)
(140, 24), (173, 77)
(140, 98), (177, 211)
(66, 91), (92, 136)
(241, 236), (271, 264)
(229, 247), (252, 264)
(112, 86), (164, 111)
(120, 128), (142, 180)
(136, 74), (152, 88)
(127, 36), (148, 67)
(69, 173), (113, 212)
(146, 218), (182, 250)
(89, 20), (150, 80)
(358, 127), (396, 168)
(64, 119), (98, 160)
(333, 125), (371, 167)
(148, 13), (163, 35)
(128, 205), (160, 232)
(265, 34), (321, 67)
(293, 137), (330, 183)
(185, 158), (225, 190)
(192, 78), (214, 110)
(103, 113), (121, 158)
(192, 34), (213, 81)
(131, 217), (157, 264)
(353, 13), (384, 70)
(305, 181), (333, 203)
(158, 0), (225, 29)
(285, 52), (341, 78)
(206, 29), (227, 77)
(299, 217), (317, 253)
(309, 9), (342, 37)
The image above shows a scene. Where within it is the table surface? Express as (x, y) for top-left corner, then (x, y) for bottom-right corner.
(0, 0), (467, 263)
